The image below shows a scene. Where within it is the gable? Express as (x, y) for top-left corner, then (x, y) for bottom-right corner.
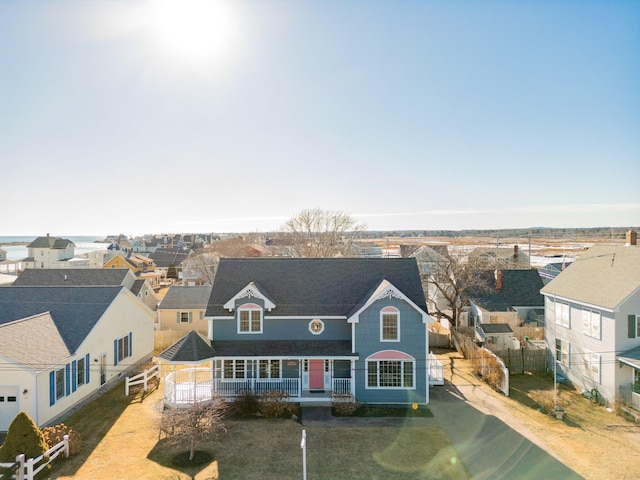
(207, 258), (428, 318)
(541, 245), (640, 310)
(0, 313), (70, 372)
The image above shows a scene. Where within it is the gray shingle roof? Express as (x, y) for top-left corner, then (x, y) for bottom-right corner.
(12, 268), (131, 286)
(158, 331), (216, 362)
(478, 323), (513, 334)
(159, 286), (213, 310)
(541, 245), (640, 310)
(149, 250), (190, 268)
(206, 258), (427, 318)
(0, 286), (123, 353)
(0, 313), (70, 371)
(27, 236), (74, 249)
(467, 269), (544, 311)
(211, 340), (354, 357)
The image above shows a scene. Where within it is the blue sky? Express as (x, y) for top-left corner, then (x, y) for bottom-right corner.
(1, 0), (638, 236)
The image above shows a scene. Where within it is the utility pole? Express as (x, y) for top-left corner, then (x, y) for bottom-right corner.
(301, 429), (307, 480)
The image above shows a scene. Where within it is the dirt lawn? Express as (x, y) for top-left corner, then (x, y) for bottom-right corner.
(439, 349), (640, 480)
(49, 350), (640, 479)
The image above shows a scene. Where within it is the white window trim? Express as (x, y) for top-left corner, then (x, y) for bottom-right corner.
(584, 350), (601, 384)
(366, 358), (415, 390)
(555, 338), (570, 366)
(555, 301), (570, 328)
(237, 304), (263, 334)
(55, 367), (65, 400)
(582, 308), (601, 340)
(380, 307), (400, 342)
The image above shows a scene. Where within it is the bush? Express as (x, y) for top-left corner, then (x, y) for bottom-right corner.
(230, 390), (260, 417)
(259, 390), (297, 418)
(0, 412), (49, 479)
(331, 393), (359, 416)
(41, 423), (82, 455)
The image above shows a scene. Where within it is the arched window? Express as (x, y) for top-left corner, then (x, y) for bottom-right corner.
(238, 303), (262, 334)
(380, 306), (400, 342)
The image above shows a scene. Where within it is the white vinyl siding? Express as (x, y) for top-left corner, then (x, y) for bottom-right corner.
(583, 351), (601, 384)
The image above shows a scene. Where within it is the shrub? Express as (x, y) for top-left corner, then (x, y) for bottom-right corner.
(0, 412), (49, 479)
(230, 390), (260, 417)
(259, 390), (296, 418)
(331, 393), (359, 416)
(41, 423), (82, 455)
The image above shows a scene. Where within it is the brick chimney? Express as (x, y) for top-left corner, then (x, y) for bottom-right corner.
(626, 229), (637, 246)
(495, 270), (502, 290)
(513, 245), (519, 262)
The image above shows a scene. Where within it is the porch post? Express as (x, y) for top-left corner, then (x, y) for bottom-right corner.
(350, 359), (356, 396)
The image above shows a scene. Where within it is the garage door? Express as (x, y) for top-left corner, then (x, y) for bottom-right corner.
(0, 387), (19, 432)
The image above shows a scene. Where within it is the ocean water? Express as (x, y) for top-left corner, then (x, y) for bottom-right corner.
(0, 236), (109, 261)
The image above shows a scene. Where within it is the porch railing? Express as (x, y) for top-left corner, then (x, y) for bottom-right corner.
(619, 384), (640, 411)
(215, 378), (301, 397)
(428, 352), (445, 385)
(332, 378), (351, 395)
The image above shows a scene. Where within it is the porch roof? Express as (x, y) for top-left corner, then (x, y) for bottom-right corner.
(617, 345), (640, 369)
(212, 340), (356, 357)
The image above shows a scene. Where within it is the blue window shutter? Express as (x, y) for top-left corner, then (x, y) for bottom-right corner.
(629, 315), (636, 338)
(129, 332), (133, 357)
(72, 361), (77, 392)
(49, 371), (55, 406)
(65, 364), (71, 396)
(114, 339), (118, 366)
(85, 353), (90, 383)
(189, 312), (193, 323)
(176, 312), (180, 323)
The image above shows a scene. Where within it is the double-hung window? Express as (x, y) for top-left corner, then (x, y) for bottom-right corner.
(115, 333), (132, 365)
(555, 301), (570, 328)
(380, 307), (400, 342)
(259, 359), (281, 379)
(555, 338), (570, 366)
(583, 351), (601, 383)
(223, 360), (245, 379)
(55, 368), (65, 400)
(77, 357), (86, 387)
(582, 308), (601, 339)
(238, 303), (262, 333)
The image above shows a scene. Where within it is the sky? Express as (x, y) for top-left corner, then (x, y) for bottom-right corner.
(1, 0), (639, 237)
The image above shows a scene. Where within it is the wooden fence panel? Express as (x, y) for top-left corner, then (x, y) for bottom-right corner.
(429, 332), (451, 348)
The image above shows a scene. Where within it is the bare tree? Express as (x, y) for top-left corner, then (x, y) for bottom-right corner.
(185, 250), (219, 285)
(277, 208), (366, 257)
(422, 248), (488, 328)
(159, 399), (227, 461)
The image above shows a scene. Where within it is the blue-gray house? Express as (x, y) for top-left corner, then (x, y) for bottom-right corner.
(159, 257), (439, 406)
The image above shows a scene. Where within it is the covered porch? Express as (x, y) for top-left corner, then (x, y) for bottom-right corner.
(617, 346), (640, 415)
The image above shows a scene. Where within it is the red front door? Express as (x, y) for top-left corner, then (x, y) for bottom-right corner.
(309, 359), (325, 389)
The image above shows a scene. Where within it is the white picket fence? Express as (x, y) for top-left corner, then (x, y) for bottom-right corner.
(0, 435), (69, 480)
(125, 364), (160, 396)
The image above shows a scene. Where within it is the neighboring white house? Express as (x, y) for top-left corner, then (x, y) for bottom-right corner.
(19, 234), (90, 269)
(541, 232), (640, 406)
(0, 285), (155, 431)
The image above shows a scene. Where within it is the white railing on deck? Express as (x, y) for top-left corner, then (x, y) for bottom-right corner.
(332, 378), (351, 395)
(428, 351), (445, 385)
(215, 378), (300, 397)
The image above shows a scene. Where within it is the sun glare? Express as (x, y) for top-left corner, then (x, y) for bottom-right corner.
(149, 0), (239, 67)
